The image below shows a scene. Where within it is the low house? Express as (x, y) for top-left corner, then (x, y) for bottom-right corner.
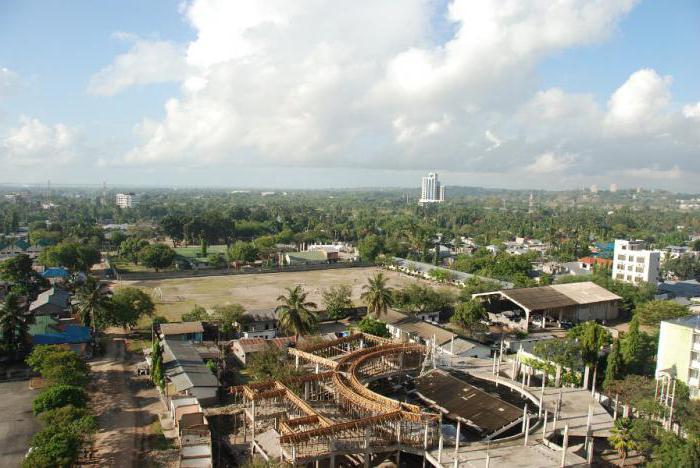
(29, 316), (91, 354)
(283, 250), (339, 266)
(41, 267), (70, 284)
(578, 257), (613, 271)
(29, 288), (71, 317)
(238, 309), (277, 339)
(445, 337), (491, 359)
(474, 281), (621, 331)
(160, 322), (204, 343)
(231, 337), (296, 365)
(162, 339), (220, 406)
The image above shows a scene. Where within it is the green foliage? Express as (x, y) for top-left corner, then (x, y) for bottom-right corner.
(358, 234), (384, 262)
(38, 242), (100, 271)
(619, 316), (657, 376)
(356, 316), (390, 338)
(151, 339), (165, 389)
(118, 237), (149, 264)
(138, 243), (176, 271)
(604, 339), (623, 390)
(206, 359), (217, 375)
(227, 241), (259, 262)
(647, 431), (700, 468)
(322, 284), (353, 320)
(38, 405), (97, 437)
(453, 249), (537, 283)
(207, 252), (227, 268)
(211, 303), (245, 335)
(608, 418), (638, 465)
(275, 285), (318, 339)
(450, 299), (488, 335)
(532, 338), (583, 371)
(392, 284), (455, 316)
(247, 348), (301, 381)
(152, 315), (169, 326)
(110, 287), (155, 328)
(458, 277), (503, 298)
(0, 292), (30, 357)
(361, 272), (394, 318)
(566, 321), (611, 366)
(22, 425), (82, 468)
(26, 345), (90, 387)
(74, 275), (112, 332)
(33, 385), (87, 415)
(662, 255), (700, 280)
(182, 304), (208, 322)
(428, 268), (453, 282)
(635, 300), (689, 326)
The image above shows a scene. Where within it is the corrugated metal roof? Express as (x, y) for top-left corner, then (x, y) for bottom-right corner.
(383, 309), (455, 346)
(493, 282), (621, 312)
(414, 369), (522, 434)
(160, 321), (204, 335)
(163, 339), (219, 391)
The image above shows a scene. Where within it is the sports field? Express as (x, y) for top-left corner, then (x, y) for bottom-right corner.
(174, 244), (228, 258)
(122, 267), (452, 322)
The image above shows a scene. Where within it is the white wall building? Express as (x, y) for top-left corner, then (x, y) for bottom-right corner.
(116, 192), (140, 208)
(419, 172), (445, 204)
(656, 315), (700, 399)
(612, 239), (661, 285)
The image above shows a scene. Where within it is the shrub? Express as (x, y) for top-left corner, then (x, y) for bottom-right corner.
(32, 385), (87, 415)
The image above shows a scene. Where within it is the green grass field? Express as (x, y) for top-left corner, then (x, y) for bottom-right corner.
(175, 244), (228, 259)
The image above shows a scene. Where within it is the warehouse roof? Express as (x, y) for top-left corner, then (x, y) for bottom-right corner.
(163, 339), (219, 391)
(160, 321), (204, 336)
(414, 369), (522, 434)
(476, 282), (620, 312)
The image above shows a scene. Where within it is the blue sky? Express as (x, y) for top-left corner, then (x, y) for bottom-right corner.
(0, 0), (699, 191)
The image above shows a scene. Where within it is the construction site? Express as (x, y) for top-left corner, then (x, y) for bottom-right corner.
(218, 332), (615, 467)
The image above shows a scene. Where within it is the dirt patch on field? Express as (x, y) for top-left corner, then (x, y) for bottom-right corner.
(122, 267), (455, 322)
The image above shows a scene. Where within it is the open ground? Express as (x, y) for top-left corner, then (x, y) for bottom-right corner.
(121, 267), (454, 322)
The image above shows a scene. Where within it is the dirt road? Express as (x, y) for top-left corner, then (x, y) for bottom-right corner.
(88, 332), (160, 467)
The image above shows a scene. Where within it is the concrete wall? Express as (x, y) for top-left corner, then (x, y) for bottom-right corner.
(656, 321), (693, 390)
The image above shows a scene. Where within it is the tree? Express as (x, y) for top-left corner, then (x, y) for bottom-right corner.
(393, 284), (455, 316)
(182, 305), (208, 322)
(358, 234), (384, 262)
(26, 346), (90, 387)
(0, 253), (33, 284)
(635, 300), (689, 326)
(110, 287), (155, 328)
(662, 255), (700, 280)
(39, 242), (100, 272)
(275, 285), (318, 340)
(608, 418), (638, 466)
(151, 339), (164, 389)
(118, 237), (149, 264)
(227, 241), (259, 263)
(32, 385), (87, 415)
(152, 315), (169, 327)
(247, 348), (301, 381)
(138, 243), (176, 271)
(22, 425), (82, 468)
(450, 299), (488, 335)
(361, 272), (393, 318)
(620, 316), (657, 376)
(356, 315), (390, 337)
(0, 292), (30, 358)
(567, 321), (611, 367)
(74, 276), (111, 334)
(38, 405), (96, 439)
(212, 303), (245, 336)
(604, 339), (624, 390)
(322, 284), (353, 320)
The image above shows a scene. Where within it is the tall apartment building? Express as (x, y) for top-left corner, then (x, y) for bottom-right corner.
(611, 239), (660, 285)
(115, 192), (140, 208)
(419, 172), (445, 204)
(656, 315), (700, 398)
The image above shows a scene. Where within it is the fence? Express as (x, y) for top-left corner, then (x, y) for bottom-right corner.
(116, 261), (376, 281)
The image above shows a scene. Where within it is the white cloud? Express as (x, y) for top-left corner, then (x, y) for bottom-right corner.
(526, 152), (577, 173)
(87, 37), (188, 96)
(604, 68), (672, 134)
(1, 116), (78, 165)
(683, 102), (700, 121)
(484, 130), (502, 150)
(0, 67), (20, 97)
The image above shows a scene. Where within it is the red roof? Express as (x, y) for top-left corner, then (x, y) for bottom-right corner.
(578, 257), (612, 266)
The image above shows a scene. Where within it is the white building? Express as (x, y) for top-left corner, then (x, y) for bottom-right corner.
(419, 172), (445, 204)
(612, 239), (661, 285)
(116, 192), (140, 208)
(656, 315), (700, 399)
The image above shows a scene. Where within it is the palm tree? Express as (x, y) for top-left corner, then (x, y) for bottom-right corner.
(609, 418), (638, 466)
(74, 276), (112, 335)
(275, 285), (318, 341)
(361, 272), (394, 318)
(0, 293), (30, 358)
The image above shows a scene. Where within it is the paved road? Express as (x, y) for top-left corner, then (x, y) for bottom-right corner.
(0, 380), (39, 467)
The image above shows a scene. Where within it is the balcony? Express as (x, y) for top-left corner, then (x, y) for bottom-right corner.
(693, 341), (700, 352)
(691, 359), (700, 370)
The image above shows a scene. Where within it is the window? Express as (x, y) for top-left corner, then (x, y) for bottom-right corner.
(628, 265), (633, 271)
(637, 257), (645, 263)
(616, 274), (624, 280)
(628, 256), (635, 261)
(692, 351), (700, 362)
(691, 369), (699, 379)
(617, 255), (625, 260)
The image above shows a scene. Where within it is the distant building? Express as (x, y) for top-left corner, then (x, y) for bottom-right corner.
(609, 183), (618, 193)
(419, 172), (445, 204)
(116, 192), (140, 208)
(237, 309), (278, 339)
(283, 250), (338, 265)
(612, 240), (661, 285)
(590, 185), (598, 194)
(656, 315), (700, 398)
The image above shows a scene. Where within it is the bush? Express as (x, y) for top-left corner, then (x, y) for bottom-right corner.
(33, 385), (87, 415)
(22, 425), (81, 468)
(356, 316), (390, 337)
(26, 346), (90, 387)
(38, 405), (96, 437)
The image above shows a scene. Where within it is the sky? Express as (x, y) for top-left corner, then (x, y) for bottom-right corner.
(0, 0), (699, 191)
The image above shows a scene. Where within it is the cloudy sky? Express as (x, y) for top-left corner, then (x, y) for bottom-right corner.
(1, 0), (699, 191)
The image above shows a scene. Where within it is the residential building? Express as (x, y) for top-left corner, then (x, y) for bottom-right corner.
(160, 322), (205, 343)
(474, 281), (621, 331)
(115, 192), (140, 208)
(231, 337), (296, 365)
(419, 172), (445, 204)
(41, 267), (70, 284)
(656, 315), (700, 399)
(612, 239), (661, 285)
(162, 339), (220, 405)
(29, 316), (91, 354)
(237, 309), (278, 339)
(29, 288), (71, 317)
